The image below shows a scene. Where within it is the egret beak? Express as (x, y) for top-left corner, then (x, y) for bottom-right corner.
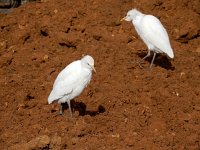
(120, 17), (126, 21)
(91, 65), (96, 73)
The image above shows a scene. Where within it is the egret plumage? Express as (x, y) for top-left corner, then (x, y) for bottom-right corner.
(48, 55), (96, 117)
(121, 9), (174, 69)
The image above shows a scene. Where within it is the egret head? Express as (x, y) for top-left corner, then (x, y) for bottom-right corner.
(81, 55), (96, 72)
(121, 9), (143, 22)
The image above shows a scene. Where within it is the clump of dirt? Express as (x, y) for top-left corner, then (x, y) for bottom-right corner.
(0, 0), (200, 149)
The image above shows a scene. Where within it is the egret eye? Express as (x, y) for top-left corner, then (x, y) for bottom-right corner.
(87, 63), (91, 67)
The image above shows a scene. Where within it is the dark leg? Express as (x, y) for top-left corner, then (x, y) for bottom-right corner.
(149, 52), (157, 69)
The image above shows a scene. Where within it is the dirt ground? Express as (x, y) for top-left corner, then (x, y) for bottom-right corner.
(0, 0), (200, 149)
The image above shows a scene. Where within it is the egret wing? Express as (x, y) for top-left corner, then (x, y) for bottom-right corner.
(141, 15), (174, 58)
(48, 61), (81, 104)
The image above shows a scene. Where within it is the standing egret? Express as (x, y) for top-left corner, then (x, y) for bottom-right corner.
(48, 55), (96, 117)
(121, 9), (174, 69)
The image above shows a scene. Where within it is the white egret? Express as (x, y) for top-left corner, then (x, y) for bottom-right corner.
(48, 55), (96, 117)
(121, 9), (174, 69)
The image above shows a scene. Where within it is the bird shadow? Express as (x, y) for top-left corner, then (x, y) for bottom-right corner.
(135, 51), (175, 70)
(62, 100), (105, 117)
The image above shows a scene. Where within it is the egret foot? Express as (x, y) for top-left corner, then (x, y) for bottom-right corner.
(139, 51), (151, 69)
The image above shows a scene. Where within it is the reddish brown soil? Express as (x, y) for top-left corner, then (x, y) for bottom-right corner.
(0, 0), (200, 149)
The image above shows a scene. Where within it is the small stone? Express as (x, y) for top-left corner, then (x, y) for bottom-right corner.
(133, 132), (137, 136)
(179, 113), (192, 122)
(124, 118), (128, 123)
(43, 55), (49, 61)
(54, 9), (58, 14)
(180, 72), (185, 78)
(196, 47), (200, 53)
(17, 103), (26, 110)
(193, 106), (200, 111)
(27, 135), (50, 149)
(9, 135), (50, 150)
(4, 102), (8, 107)
(40, 0), (48, 2)
(18, 24), (25, 29)
(111, 133), (120, 138)
(71, 137), (78, 145)
(50, 135), (62, 149)
(171, 133), (176, 136)
(0, 40), (7, 50)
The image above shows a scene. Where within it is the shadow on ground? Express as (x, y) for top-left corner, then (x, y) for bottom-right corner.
(60, 100), (106, 117)
(136, 51), (175, 70)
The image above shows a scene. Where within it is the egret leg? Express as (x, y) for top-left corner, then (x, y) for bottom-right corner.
(67, 100), (73, 118)
(141, 50), (151, 61)
(59, 103), (64, 115)
(136, 50), (151, 68)
(149, 52), (157, 69)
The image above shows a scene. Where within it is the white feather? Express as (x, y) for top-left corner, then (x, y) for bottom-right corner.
(48, 55), (94, 105)
(123, 9), (174, 58)
(137, 15), (174, 58)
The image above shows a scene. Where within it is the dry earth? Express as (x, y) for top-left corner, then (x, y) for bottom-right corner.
(0, 0), (200, 149)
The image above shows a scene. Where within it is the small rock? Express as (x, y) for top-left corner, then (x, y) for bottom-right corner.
(9, 135), (50, 150)
(50, 135), (62, 149)
(124, 136), (135, 147)
(193, 106), (200, 111)
(40, 0), (48, 2)
(124, 118), (128, 123)
(0, 40), (7, 50)
(32, 124), (42, 130)
(179, 113), (192, 122)
(171, 133), (176, 136)
(111, 133), (120, 138)
(196, 47), (200, 53)
(17, 103), (27, 110)
(180, 72), (185, 78)
(43, 55), (49, 61)
(26, 135), (50, 149)
(54, 9), (58, 14)
(133, 132), (137, 136)
(71, 137), (78, 145)
(4, 102), (8, 107)
(18, 24), (25, 29)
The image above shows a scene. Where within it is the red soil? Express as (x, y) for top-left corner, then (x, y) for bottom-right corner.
(0, 0), (200, 149)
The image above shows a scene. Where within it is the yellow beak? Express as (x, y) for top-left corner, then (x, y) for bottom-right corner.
(91, 65), (96, 73)
(120, 17), (126, 21)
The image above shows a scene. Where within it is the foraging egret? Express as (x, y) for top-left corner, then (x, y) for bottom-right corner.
(48, 55), (96, 117)
(121, 9), (174, 69)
